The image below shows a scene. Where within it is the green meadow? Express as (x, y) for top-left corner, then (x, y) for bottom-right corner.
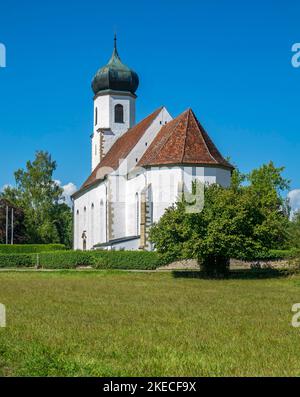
(0, 270), (300, 376)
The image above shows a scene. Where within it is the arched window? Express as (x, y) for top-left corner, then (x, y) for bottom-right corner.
(100, 199), (105, 243)
(114, 104), (124, 123)
(90, 204), (94, 247)
(95, 107), (98, 126)
(135, 193), (140, 236)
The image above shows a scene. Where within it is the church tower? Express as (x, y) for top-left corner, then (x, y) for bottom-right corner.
(90, 35), (139, 171)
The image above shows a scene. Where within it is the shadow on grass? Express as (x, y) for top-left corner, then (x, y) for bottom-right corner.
(172, 268), (290, 280)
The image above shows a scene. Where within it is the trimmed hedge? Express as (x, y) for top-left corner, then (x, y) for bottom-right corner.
(92, 251), (160, 270)
(0, 250), (161, 270)
(0, 244), (66, 254)
(38, 251), (95, 269)
(256, 249), (300, 260)
(0, 253), (35, 268)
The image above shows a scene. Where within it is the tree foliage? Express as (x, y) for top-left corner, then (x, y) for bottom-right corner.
(0, 199), (26, 244)
(0, 151), (73, 246)
(150, 162), (290, 273)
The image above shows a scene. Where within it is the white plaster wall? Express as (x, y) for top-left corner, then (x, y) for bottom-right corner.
(74, 165), (231, 250)
(146, 167), (183, 222)
(73, 182), (107, 250)
(107, 172), (127, 240)
(91, 93), (136, 171)
(94, 95), (110, 130)
(145, 165), (232, 223)
(91, 131), (101, 171)
(109, 94), (136, 133)
(216, 167), (231, 187)
(104, 237), (140, 251)
(125, 173), (146, 237)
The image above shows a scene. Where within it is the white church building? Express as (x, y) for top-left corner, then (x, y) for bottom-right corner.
(72, 37), (234, 251)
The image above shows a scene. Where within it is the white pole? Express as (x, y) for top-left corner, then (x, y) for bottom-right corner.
(11, 208), (14, 245)
(5, 205), (8, 245)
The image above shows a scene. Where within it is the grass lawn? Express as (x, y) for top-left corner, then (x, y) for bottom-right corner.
(0, 270), (300, 376)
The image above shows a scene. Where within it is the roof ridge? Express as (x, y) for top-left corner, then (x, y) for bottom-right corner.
(180, 109), (191, 163)
(192, 110), (218, 164)
(138, 108), (234, 170)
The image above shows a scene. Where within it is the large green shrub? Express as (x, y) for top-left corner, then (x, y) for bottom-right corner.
(256, 249), (300, 260)
(0, 244), (66, 254)
(150, 163), (290, 277)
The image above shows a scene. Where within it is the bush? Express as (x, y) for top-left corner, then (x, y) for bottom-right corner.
(0, 244), (66, 254)
(256, 249), (300, 260)
(0, 249), (162, 270)
(0, 253), (35, 268)
(39, 251), (95, 269)
(92, 251), (160, 270)
(38, 250), (160, 270)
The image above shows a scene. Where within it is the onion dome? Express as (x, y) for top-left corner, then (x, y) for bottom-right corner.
(92, 35), (139, 95)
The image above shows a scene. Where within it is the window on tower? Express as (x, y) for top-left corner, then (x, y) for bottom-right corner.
(95, 107), (98, 126)
(114, 104), (124, 123)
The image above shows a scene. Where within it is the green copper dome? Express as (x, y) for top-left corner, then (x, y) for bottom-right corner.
(92, 36), (139, 95)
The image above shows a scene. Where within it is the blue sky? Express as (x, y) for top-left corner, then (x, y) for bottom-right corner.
(0, 0), (299, 206)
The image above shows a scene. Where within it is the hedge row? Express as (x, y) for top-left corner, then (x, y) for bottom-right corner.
(0, 250), (161, 270)
(0, 244), (66, 254)
(256, 249), (300, 260)
(0, 253), (35, 268)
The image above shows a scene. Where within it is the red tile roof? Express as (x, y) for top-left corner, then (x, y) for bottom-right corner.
(138, 109), (234, 170)
(80, 107), (163, 190)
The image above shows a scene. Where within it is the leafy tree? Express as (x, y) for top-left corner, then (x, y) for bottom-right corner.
(1, 151), (73, 246)
(0, 199), (26, 244)
(150, 162), (290, 276)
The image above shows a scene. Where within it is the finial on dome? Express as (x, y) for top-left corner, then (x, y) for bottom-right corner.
(91, 36), (139, 95)
(114, 32), (117, 50)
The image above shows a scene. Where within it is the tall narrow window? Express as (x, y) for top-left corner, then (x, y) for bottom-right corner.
(135, 193), (140, 236)
(90, 203), (94, 247)
(115, 104), (124, 123)
(100, 199), (105, 243)
(95, 107), (98, 126)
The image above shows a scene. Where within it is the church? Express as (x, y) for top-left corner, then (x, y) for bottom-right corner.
(72, 37), (234, 251)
